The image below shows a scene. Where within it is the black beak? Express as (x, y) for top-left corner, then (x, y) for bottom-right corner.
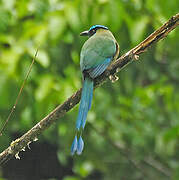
(80, 30), (89, 36)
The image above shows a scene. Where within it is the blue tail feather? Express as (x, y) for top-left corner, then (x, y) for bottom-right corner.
(71, 78), (93, 155)
(88, 80), (93, 110)
(76, 77), (93, 130)
(71, 135), (78, 155)
(77, 136), (84, 155)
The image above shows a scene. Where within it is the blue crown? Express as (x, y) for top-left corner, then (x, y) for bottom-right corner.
(89, 25), (108, 31)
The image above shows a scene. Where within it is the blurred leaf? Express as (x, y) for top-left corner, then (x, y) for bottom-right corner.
(64, 2), (80, 30)
(48, 15), (66, 41)
(28, 47), (50, 67)
(129, 16), (149, 44)
(63, 176), (79, 180)
(74, 161), (93, 178)
(35, 75), (54, 101)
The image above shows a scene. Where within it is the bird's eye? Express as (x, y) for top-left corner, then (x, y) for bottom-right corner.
(89, 29), (96, 36)
(91, 29), (96, 34)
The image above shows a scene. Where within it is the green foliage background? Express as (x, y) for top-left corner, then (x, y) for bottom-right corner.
(0, 0), (178, 179)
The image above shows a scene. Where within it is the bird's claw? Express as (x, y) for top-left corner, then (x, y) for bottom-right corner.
(134, 54), (139, 60)
(10, 138), (21, 147)
(109, 74), (119, 83)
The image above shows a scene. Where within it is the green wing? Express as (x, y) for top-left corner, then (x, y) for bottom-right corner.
(80, 35), (116, 72)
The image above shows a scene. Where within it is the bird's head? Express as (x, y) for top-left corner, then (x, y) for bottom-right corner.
(80, 25), (109, 37)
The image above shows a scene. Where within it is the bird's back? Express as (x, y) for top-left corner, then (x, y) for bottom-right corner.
(80, 29), (118, 72)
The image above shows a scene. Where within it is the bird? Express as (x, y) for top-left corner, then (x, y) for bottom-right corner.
(71, 25), (119, 155)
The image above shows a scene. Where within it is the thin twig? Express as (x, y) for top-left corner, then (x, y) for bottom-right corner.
(0, 13), (178, 166)
(143, 157), (171, 177)
(91, 123), (171, 178)
(0, 49), (38, 136)
(90, 124), (150, 178)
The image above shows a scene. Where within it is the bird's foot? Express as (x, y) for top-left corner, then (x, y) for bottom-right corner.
(134, 54), (139, 61)
(10, 138), (21, 147)
(109, 74), (119, 83)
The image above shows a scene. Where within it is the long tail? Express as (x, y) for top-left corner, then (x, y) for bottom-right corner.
(71, 77), (93, 155)
(76, 77), (93, 130)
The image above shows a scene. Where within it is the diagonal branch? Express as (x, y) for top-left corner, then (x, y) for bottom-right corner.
(0, 13), (178, 165)
(92, 124), (171, 178)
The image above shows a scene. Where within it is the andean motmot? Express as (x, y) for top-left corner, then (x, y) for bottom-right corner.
(71, 25), (119, 155)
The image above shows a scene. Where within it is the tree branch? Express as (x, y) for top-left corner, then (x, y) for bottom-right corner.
(0, 13), (178, 165)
